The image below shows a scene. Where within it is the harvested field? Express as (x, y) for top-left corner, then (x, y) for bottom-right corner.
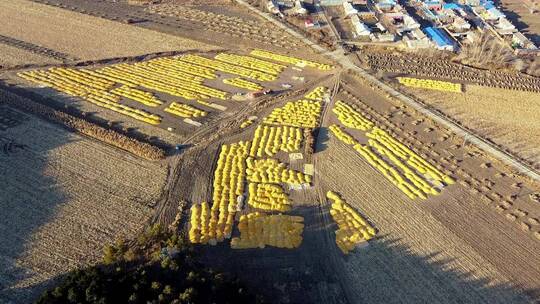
(0, 43), (61, 69)
(146, 4), (302, 50)
(317, 138), (540, 303)
(400, 85), (540, 168)
(0, 108), (168, 302)
(0, 0), (218, 61)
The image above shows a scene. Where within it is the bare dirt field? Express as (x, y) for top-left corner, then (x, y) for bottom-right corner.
(399, 84), (540, 169)
(0, 0), (218, 62)
(0, 44), (60, 69)
(0, 106), (168, 302)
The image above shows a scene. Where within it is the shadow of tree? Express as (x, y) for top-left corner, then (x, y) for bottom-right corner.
(198, 205), (539, 304)
(0, 100), (73, 303)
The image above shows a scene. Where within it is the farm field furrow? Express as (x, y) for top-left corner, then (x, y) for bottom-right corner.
(317, 138), (536, 304)
(0, 43), (61, 68)
(0, 0), (218, 62)
(0, 110), (167, 302)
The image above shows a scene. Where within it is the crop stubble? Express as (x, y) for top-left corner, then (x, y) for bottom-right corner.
(402, 85), (540, 168)
(0, 114), (167, 302)
(0, 0), (219, 61)
(317, 138), (538, 303)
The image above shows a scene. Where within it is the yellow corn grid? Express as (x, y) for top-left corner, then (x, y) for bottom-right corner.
(178, 54), (276, 82)
(366, 128), (454, 186)
(329, 124), (356, 145)
(248, 183), (291, 212)
(250, 49), (333, 71)
(164, 102), (207, 118)
(333, 100), (374, 131)
(202, 141), (250, 244)
(246, 157), (311, 186)
(110, 85), (163, 107)
(223, 77), (263, 91)
(304, 86), (330, 101)
(397, 77), (462, 93)
(329, 123), (453, 200)
(215, 53), (286, 75)
(189, 202), (211, 244)
(250, 125), (303, 157)
(263, 98), (322, 128)
(230, 212), (304, 249)
(240, 118), (255, 129)
(18, 70), (161, 125)
(327, 191), (376, 255)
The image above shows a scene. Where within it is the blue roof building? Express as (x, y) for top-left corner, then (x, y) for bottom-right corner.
(443, 3), (461, 10)
(424, 27), (455, 50)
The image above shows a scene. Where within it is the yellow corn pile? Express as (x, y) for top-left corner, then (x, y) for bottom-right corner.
(397, 77), (462, 93)
(327, 191), (376, 254)
(189, 202), (212, 244)
(18, 69), (161, 125)
(329, 122), (453, 199)
(352, 143), (426, 199)
(250, 49), (333, 71)
(246, 157), (311, 185)
(110, 85), (162, 107)
(248, 183), (291, 212)
(215, 53), (286, 75)
(208, 141), (250, 244)
(328, 124), (356, 145)
(164, 102), (207, 118)
(178, 54), (276, 81)
(240, 118), (255, 129)
(223, 77), (263, 91)
(333, 100), (374, 131)
(366, 128), (454, 185)
(263, 99), (321, 128)
(230, 212), (304, 249)
(304, 86), (329, 101)
(250, 125), (303, 157)
(96, 60), (227, 100)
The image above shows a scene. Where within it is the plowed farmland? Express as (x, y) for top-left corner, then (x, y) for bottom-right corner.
(0, 0), (218, 62)
(0, 107), (167, 302)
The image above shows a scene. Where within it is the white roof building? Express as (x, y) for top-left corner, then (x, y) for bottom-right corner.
(351, 14), (371, 37)
(343, 1), (359, 16)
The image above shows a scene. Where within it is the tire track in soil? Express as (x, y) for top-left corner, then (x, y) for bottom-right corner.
(0, 34), (78, 62)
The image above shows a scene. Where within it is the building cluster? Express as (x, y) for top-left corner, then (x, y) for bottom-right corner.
(267, 0), (538, 55)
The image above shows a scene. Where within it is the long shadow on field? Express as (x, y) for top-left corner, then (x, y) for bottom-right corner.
(0, 97), (74, 302)
(198, 205), (539, 304)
